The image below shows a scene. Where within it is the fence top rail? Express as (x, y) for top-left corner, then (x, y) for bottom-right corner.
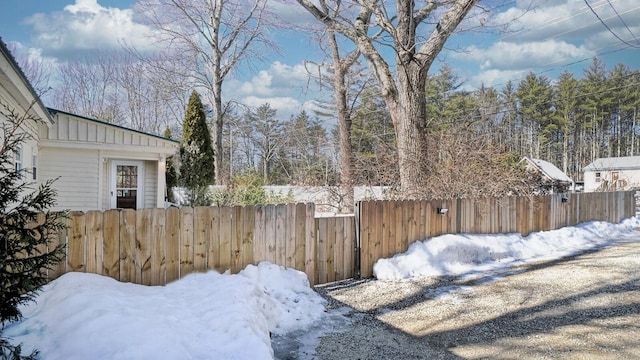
(63, 203), (317, 214)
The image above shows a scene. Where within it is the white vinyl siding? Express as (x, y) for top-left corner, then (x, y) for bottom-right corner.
(41, 112), (176, 152)
(144, 160), (157, 208)
(39, 147), (100, 211)
(35, 112), (177, 210)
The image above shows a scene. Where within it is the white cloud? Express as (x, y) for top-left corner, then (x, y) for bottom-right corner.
(229, 61), (311, 98)
(25, 0), (154, 57)
(243, 96), (301, 113)
(456, 40), (592, 70)
(223, 60), (321, 118)
(466, 69), (530, 90)
(491, 0), (640, 49)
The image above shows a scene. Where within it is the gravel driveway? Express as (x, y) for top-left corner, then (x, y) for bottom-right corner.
(282, 238), (640, 359)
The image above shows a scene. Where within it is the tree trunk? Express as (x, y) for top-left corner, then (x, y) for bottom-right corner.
(329, 30), (355, 213)
(212, 80), (224, 185)
(295, 0), (476, 197)
(387, 61), (428, 196)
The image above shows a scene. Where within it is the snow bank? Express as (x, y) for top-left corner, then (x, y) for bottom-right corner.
(4, 262), (326, 360)
(374, 217), (640, 280)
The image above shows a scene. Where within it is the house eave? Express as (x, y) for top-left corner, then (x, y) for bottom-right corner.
(0, 38), (54, 125)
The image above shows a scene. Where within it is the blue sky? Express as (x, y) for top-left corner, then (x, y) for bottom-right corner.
(1, 0), (639, 118)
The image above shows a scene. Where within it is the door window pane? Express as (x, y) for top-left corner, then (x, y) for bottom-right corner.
(116, 165), (138, 209)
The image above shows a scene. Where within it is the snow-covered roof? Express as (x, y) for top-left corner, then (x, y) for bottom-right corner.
(522, 157), (573, 183)
(583, 156), (640, 171)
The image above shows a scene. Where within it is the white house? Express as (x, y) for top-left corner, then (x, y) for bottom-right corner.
(521, 157), (574, 194)
(0, 39), (53, 185)
(1, 39), (179, 212)
(583, 156), (640, 192)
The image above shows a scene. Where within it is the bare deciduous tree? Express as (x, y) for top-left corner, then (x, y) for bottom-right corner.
(53, 51), (123, 124)
(49, 51), (186, 134)
(136, 0), (279, 184)
(295, 0), (490, 196)
(5, 43), (53, 98)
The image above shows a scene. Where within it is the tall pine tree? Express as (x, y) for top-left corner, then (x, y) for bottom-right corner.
(1, 103), (66, 359)
(179, 91), (215, 205)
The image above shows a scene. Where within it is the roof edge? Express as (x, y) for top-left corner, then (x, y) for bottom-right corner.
(0, 38), (54, 124)
(47, 108), (179, 144)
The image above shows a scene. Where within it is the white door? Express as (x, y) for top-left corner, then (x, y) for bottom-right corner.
(110, 160), (144, 209)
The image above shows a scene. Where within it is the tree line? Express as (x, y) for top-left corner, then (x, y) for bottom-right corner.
(10, 1), (640, 208)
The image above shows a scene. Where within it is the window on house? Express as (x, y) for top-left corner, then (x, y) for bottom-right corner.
(15, 145), (22, 173)
(32, 151), (38, 180)
(612, 172), (619, 181)
(595, 172), (601, 182)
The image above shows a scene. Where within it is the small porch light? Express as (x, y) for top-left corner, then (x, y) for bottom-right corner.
(437, 207), (448, 215)
(561, 196), (569, 203)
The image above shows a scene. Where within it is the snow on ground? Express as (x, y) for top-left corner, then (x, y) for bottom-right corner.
(3, 262), (326, 360)
(4, 217), (640, 359)
(374, 217), (640, 280)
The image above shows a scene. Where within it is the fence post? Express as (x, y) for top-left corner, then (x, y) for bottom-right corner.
(354, 201), (362, 279)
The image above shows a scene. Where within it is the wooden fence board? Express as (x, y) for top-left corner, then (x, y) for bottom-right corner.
(165, 207), (180, 283)
(231, 206), (243, 273)
(85, 210), (103, 275)
(392, 201), (403, 255)
(208, 207), (220, 272)
(285, 204), (297, 268)
(275, 205), (287, 266)
(446, 199), (457, 234)
(253, 205), (266, 263)
(242, 206), (255, 269)
(335, 216), (345, 280)
(343, 216), (355, 280)
(404, 200), (415, 243)
(119, 209), (136, 283)
(150, 208), (166, 286)
(265, 205), (277, 263)
(48, 214), (68, 280)
(327, 217), (336, 283)
(218, 207), (232, 272)
(305, 203), (316, 285)
(316, 217), (328, 285)
(381, 201), (391, 260)
(136, 209), (153, 286)
(358, 201), (370, 279)
(67, 211), (85, 273)
(179, 207), (194, 278)
(193, 207), (210, 271)
(295, 203), (306, 272)
(102, 210), (119, 280)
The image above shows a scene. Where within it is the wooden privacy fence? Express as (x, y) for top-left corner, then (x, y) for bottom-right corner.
(356, 191), (636, 278)
(45, 191), (635, 286)
(46, 203), (356, 286)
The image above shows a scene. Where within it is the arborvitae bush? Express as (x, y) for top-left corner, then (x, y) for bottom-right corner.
(0, 104), (66, 359)
(178, 91), (215, 205)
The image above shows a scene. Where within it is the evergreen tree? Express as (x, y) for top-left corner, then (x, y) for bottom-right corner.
(0, 103), (66, 359)
(249, 103), (284, 184)
(179, 91), (215, 205)
(554, 71), (580, 178)
(516, 73), (555, 159)
(163, 126), (178, 203)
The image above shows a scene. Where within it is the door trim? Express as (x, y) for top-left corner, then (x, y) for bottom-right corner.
(109, 160), (144, 209)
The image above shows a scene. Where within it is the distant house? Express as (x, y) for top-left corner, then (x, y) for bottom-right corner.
(1, 39), (179, 212)
(583, 156), (640, 192)
(521, 157), (574, 194)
